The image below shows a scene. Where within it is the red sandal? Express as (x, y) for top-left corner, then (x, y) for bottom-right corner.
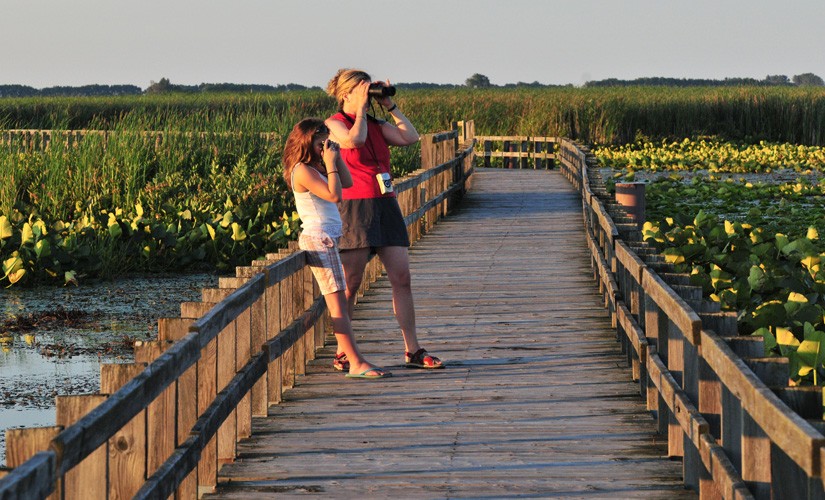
(405, 348), (444, 369)
(333, 352), (350, 372)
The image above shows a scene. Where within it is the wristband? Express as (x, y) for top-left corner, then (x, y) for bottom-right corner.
(386, 104), (397, 112)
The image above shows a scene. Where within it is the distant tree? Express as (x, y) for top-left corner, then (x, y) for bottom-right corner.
(0, 85), (38, 97)
(40, 84), (141, 97)
(764, 74), (791, 85)
(465, 73), (491, 88)
(793, 73), (825, 86)
(396, 82), (459, 90)
(145, 78), (172, 94)
(583, 76), (767, 87)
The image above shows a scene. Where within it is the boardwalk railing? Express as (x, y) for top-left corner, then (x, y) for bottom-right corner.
(474, 135), (557, 169)
(0, 122), (475, 500)
(558, 139), (825, 499)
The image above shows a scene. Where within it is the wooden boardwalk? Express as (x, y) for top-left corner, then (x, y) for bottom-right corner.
(205, 169), (695, 499)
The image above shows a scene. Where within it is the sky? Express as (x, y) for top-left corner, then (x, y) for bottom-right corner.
(2, 0), (824, 89)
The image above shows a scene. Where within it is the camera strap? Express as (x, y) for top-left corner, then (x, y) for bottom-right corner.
(337, 111), (385, 175)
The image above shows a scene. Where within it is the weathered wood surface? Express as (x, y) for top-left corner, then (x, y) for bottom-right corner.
(205, 169), (694, 499)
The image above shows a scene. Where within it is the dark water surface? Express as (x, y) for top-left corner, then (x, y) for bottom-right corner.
(0, 273), (218, 466)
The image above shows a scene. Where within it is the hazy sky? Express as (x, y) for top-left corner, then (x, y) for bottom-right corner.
(2, 0), (824, 89)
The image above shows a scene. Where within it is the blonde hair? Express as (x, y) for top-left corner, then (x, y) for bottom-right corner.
(326, 68), (371, 109)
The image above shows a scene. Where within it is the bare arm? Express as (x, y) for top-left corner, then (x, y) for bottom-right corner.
(373, 79), (419, 146)
(292, 141), (348, 203)
(325, 81), (370, 149)
(334, 153), (353, 188)
(380, 106), (419, 146)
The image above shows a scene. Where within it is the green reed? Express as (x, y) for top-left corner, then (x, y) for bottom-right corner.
(4, 85), (825, 222)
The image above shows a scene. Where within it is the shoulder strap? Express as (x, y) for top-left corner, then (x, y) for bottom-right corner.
(338, 110), (380, 125)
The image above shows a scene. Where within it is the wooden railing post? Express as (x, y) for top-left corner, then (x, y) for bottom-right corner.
(250, 289), (269, 416)
(5, 427), (61, 500)
(55, 395), (108, 499)
(236, 307), (253, 439)
(520, 139), (529, 169)
(101, 363), (147, 499)
(133, 340), (176, 481)
(180, 302), (219, 495)
(157, 317), (198, 498)
(267, 275), (284, 405)
(217, 319), (238, 465)
(484, 139), (491, 168)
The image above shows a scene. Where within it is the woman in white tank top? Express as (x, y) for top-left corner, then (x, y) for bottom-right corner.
(283, 118), (390, 379)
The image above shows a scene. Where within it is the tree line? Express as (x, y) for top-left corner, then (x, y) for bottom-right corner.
(0, 84), (143, 98)
(463, 73), (825, 88)
(583, 73), (825, 87)
(2, 72), (823, 98)
(0, 80), (319, 98)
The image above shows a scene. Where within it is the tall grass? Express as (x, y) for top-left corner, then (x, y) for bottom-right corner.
(5, 86), (825, 144)
(3, 85), (825, 221)
(391, 86), (825, 145)
(3, 86), (825, 283)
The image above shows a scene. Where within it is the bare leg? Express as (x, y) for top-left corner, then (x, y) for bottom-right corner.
(325, 290), (386, 376)
(339, 248), (371, 319)
(376, 246), (421, 353)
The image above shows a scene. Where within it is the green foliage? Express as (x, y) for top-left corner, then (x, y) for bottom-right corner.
(465, 74), (492, 88)
(639, 177), (825, 385)
(594, 138), (825, 173)
(0, 205), (302, 287)
(4, 86), (825, 146)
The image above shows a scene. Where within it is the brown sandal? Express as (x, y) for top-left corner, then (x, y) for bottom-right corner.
(333, 352), (350, 372)
(405, 348), (444, 369)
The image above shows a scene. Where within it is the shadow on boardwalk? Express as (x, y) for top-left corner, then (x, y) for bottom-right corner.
(205, 169), (695, 499)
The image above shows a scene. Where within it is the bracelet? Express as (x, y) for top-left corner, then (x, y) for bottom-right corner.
(386, 104), (397, 112)
(327, 170), (338, 175)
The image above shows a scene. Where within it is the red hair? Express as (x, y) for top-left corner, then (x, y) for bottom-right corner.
(282, 118), (329, 190)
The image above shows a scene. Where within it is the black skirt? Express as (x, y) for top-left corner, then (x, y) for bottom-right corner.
(338, 197), (410, 251)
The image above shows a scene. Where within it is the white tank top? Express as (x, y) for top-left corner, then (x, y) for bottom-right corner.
(291, 166), (343, 238)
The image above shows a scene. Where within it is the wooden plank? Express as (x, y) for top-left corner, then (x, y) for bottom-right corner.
(206, 169), (690, 499)
(188, 274), (266, 348)
(55, 395), (108, 500)
(217, 320), (238, 464)
(266, 281), (283, 405)
(157, 317), (198, 498)
(199, 337), (218, 493)
(616, 302), (647, 380)
(181, 301), (219, 494)
(642, 268), (702, 346)
(647, 353), (708, 454)
(100, 363), (147, 500)
(134, 340), (177, 480)
(292, 265), (307, 376)
(701, 330), (825, 476)
(700, 433), (753, 499)
(281, 270), (295, 390)
(5, 427), (61, 500)
(742, 410), (771, 497)
(667, 319), (686, 459)
(236, 308), (253, 438)
(0, 452), (56, 500)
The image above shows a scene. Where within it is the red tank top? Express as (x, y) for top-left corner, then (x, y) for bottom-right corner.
(329, 112), (395, 200)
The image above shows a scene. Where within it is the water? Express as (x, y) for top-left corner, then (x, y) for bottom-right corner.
(0, 273), (218, 466)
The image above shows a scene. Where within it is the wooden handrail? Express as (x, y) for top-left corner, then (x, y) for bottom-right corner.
(473, 135), (557, 169)
(0, 121), (476, 499)
(561, 136), (825, 498)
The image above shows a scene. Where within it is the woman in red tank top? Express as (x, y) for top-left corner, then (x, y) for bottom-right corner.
(324, 68), (444, 370)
